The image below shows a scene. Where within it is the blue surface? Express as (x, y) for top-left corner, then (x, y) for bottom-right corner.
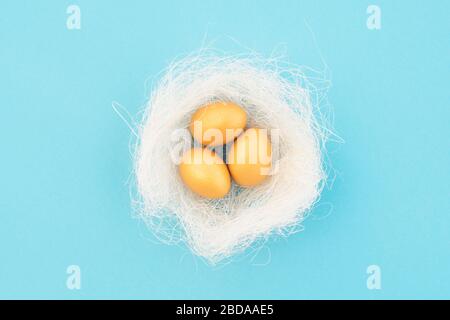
(1, 0), (449, 299)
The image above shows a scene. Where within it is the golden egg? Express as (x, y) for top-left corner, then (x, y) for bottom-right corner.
(189, 101), (247, 147)
(179, 147), (231, 199)
(227, 128), (272, 187)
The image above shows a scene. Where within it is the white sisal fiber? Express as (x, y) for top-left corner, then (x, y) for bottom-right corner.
(134, 50), (330, 264)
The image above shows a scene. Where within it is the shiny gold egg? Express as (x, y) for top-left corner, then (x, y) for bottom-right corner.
(179, 147), (231, 199)
(227, 128), (272, 187)
(189, 101), (247, 147)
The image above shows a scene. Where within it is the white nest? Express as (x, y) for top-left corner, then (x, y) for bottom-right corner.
(134, 51), (330, 263)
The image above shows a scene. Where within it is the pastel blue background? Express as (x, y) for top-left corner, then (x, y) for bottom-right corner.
(1, 0), (449, 299)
